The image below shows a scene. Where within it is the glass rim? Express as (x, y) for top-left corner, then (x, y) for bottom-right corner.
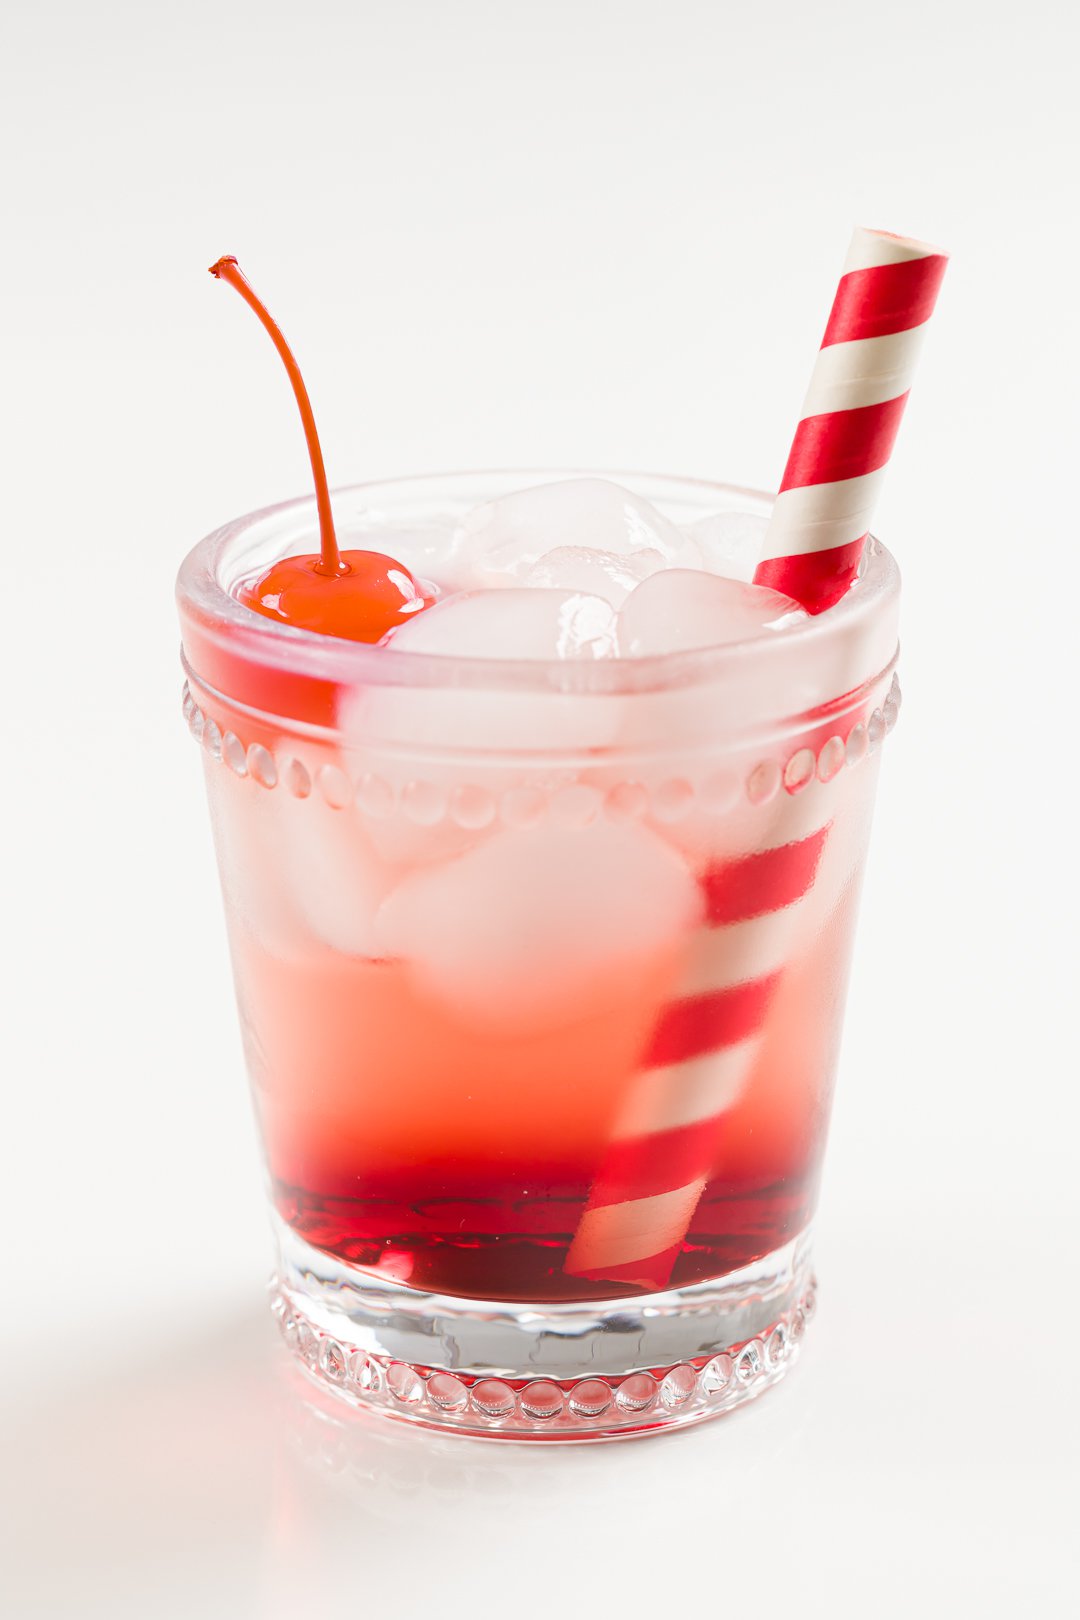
(176, 468), (900, 697)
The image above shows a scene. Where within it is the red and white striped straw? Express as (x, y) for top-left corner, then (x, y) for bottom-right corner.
(565, 781), (858, 1292)
(754, 227), (947, 614)
(565, 227), (943, 1290)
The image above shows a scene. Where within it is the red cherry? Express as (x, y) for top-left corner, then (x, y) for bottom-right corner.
(237, 549), (433, 643)
(210, 257), (434, 644)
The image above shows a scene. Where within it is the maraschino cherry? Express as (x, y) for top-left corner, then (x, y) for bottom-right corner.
(209, 256), (433, 643)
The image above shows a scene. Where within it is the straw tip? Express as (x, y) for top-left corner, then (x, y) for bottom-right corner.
(852, 226), (949, 263)
(208, 255), (239, 279)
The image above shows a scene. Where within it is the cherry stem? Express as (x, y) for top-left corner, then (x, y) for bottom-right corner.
(209, 256), (344, 577)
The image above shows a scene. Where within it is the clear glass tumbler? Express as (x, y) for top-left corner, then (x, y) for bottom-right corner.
(177, 470), (901, 1439)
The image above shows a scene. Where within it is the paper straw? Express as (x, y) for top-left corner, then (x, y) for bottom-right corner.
(564, 772), (866, 1291)
(753, 227), (947, 613)
(568, 225), (942, 1289)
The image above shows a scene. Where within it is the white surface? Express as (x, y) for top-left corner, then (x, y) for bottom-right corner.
(1, 1), (1078, 1614)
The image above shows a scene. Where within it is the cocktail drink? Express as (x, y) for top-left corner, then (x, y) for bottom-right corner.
(178, 238), (944, 1437)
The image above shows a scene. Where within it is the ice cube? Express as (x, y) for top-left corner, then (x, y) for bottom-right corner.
(207, 761), (394, 957)
(374, 821), (702, 1034)
(381, 586), (618, 660)
(685, 510), (770, 583)
(524, 545), (666, 607)
(619, 568), (805, 657)
(272, 786), (396, 956)
(206, 768), (298, 956)
(349, 515), (464, 590)
(341, 589), (626, 866)
(459, 478), (702, 587)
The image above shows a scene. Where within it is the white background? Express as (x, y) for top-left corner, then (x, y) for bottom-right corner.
(2, 1), (1077, 1614)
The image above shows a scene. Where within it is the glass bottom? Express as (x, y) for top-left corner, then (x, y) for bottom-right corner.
(271, 1217), (816, 1440)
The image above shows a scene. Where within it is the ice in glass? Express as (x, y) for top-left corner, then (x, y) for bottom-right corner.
(178, 470), (900, 1437)
(179, 240), (931, 1436)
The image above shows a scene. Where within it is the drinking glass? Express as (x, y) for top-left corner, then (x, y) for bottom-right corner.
(177, 470), (900, 1439)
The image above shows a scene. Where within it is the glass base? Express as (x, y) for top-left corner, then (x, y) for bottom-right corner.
(271, 1218), (816, 1440)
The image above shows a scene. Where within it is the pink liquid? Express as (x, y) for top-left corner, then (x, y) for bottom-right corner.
(224, 859), (860, 1304)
